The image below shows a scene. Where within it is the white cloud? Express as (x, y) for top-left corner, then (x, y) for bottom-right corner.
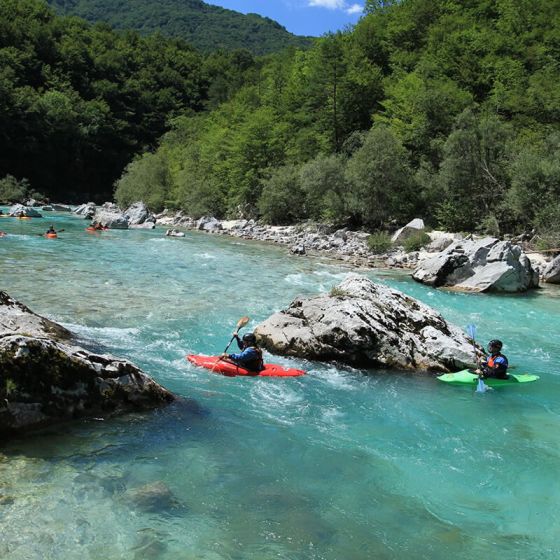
(345, 3), (363, 14)
(308, 0), (347, 10)
(307, 0), (363, 14)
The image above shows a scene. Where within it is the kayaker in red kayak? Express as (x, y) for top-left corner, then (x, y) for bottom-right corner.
(221, 332), (264, 372)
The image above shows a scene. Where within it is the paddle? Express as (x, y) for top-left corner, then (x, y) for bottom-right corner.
(223, 316), (250, 354)
(467, 324), (486, 393)
(211, 316), (249, 373)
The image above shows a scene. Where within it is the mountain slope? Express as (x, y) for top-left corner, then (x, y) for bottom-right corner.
(47, 0), (313, 54)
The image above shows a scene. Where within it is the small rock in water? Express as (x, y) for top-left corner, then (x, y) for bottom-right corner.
(124, 481), (184, 514)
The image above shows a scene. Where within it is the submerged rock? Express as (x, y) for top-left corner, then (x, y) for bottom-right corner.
(124, 481), (184, 514)
(0, 292), (174, 437)
(412, 237), (539, 292)
(165, 229), (185, 238)
(255, 274), (475, 372)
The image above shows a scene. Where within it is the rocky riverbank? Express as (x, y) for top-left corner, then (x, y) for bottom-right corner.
(153, 210), (553, 291)
(63, 201), (558, 289)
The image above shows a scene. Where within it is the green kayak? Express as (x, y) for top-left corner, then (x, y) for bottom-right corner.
(437, 369), (540, 387)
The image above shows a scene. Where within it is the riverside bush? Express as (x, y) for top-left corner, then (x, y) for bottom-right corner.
(0, 175), (29, 204)
(403, 231), (431, 252)
(367, 232), (393, 254)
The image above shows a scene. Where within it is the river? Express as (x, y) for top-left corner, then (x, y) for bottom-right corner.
(1, 210), (558, 559)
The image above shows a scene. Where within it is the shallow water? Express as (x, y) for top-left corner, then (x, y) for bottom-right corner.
(1, 211), (559, 560)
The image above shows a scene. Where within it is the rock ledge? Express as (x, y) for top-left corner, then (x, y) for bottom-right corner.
(0, 292), (174, 436)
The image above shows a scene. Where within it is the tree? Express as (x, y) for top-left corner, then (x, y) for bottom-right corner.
(345, 125), (416, 228)
(434, 108), (512, 232)
(258, 165), (306, 224)
(0, 175), (29, 203)
(300, 154), (348, 222)
(114, 151), (171, 211)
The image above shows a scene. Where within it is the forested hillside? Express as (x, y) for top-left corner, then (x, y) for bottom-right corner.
(0, 0), (258, 201)
(47, 0), (313, 55)
(115, 0), (560, 244)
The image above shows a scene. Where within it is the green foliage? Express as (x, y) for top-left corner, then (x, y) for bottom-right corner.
(434, 109), (512, 231)
(329, 286), (349, 298)
(114, 152), (171, 211)
(258, 165), (305, 225)
(3, 0), (560, 239)
(403, 231), (431, 252)
(299, 154), (348, 222)
(47, 0), (313, 55)
(0, 0), (208, 202)
(0, 175), (29, 204)
(507, 134), (560, 228)
(345, 125), (416, 228)
(533, 202), (560, 251)
(367, 231), (393, 254)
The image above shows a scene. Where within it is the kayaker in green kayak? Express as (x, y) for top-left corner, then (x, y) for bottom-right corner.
(476, 339), (509, 379)
(221, 332), (264, 372)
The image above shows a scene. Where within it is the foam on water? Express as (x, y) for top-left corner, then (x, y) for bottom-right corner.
(1, 209), (560, 559)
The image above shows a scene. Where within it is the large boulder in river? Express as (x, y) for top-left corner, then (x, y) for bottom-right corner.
(254, 274), (476, 372)
(197, 216), (222, 232)
(412, 237), (539, 292)
(0, 292), (174, 437)
(93, 202), (129, 229)
(74, 202), (96, 219)
(124, 201), (155, 226)
(8, 204), (42, 218)
(543, 255), (560, 284)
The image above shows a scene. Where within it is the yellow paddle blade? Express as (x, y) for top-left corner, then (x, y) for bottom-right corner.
(236, 316), (250, 330)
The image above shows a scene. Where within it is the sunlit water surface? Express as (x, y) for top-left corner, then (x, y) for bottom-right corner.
(0, 211), (559, 560)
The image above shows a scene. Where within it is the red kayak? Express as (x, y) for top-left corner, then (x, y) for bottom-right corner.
(186, 355), (306, 377)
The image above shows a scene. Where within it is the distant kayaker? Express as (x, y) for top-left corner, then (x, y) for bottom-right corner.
(476, 339), (509, 379)
(46, 225), (57, 234)
(222, 332), (264, 372)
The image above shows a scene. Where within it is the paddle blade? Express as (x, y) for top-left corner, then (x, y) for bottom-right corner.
(467, 324), (477, 340)
(236, 316), (250, 330)
(476, 377), (487, 393)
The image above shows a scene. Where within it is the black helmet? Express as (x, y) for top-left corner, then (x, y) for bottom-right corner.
(487, 339), (503, 353)
(242, 333), (257, 346)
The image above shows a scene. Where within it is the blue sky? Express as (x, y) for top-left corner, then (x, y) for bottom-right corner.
(206, 0), (365, 37)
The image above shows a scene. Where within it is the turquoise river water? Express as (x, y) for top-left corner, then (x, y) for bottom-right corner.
(0, 211), (559, 560)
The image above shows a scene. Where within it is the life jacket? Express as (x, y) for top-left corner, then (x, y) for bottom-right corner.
(487, 353), (508, 369)
(244, 346), (264, 372)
